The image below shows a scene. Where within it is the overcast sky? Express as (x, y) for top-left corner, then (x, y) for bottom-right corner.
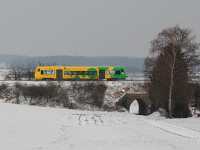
(0, 0), (199, 57)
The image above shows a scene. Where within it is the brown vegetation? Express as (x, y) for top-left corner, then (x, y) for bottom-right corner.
(145, 26), (199, 118)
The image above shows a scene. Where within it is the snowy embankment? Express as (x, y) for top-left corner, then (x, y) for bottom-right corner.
(0, 103), (200, 150)
(0, 80), (145, 112)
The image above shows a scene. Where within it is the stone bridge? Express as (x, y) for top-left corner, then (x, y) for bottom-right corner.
(116, 92), (151, 115)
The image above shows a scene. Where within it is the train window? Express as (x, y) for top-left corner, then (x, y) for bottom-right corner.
(109, 70), (115, 74)
(121, 69), (125, 74)
(75, 71), (79, 75)
(88, 71), (97, 75)
(94, 71), (97, 75)
(76, 71), (80, 75)
(65, 71), (96, 76)
(46, 70), (54, 75)
(80, 71), (85, 75)
(37, 69), (40, 72)
(40, 70), (54, 75)
(64, 71), (70, 75)
(115, 70), (121, 75)
(71, 72), (76, 75)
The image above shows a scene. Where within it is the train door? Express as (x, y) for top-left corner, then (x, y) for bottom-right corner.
(99, 70), (105, 80)
(56, 69), (63, 80)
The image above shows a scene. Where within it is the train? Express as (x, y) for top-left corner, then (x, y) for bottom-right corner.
(34, 66), (128, 81)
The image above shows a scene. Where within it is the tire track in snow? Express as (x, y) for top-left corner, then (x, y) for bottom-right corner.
(145, 119), (200, 139)
(73, 113), (104, 126)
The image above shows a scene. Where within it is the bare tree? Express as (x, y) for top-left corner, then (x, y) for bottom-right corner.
(145, 26), (199, 117)
(6, 64), (35, 81)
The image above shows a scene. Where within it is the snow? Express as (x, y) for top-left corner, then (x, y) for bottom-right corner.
(0, 103), (200, 150)
(145, 119), (200, 139)
(129, 100), (139, 114)
(0, 68), (9, 80)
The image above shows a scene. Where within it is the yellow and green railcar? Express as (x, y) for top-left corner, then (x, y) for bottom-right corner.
(34, 66), (127, 81)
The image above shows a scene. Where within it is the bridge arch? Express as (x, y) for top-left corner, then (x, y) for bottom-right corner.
(116, 93), (151, 115)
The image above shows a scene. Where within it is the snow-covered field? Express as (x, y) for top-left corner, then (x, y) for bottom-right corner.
(0, 103), (200, 150)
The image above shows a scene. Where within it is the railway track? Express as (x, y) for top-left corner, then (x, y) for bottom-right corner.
(0, 79), (150, 82)
(0, 79), (198, 84)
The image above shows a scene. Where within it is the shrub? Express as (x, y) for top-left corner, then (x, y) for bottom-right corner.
(71, 82), (107, 108)
(13, 82), (69, 106)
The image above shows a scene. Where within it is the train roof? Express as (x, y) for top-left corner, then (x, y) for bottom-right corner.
(36, 65), (126, 68)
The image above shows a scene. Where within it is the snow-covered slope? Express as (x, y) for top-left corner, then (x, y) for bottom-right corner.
(0, 103), (200, 150)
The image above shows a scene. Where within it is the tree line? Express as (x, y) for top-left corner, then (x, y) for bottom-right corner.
(5, 64), (35, 80)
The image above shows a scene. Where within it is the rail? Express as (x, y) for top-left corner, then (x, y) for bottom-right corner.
(0, 79), (199, 83)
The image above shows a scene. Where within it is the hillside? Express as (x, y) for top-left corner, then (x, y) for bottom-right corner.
(0, 55), (144, 73)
